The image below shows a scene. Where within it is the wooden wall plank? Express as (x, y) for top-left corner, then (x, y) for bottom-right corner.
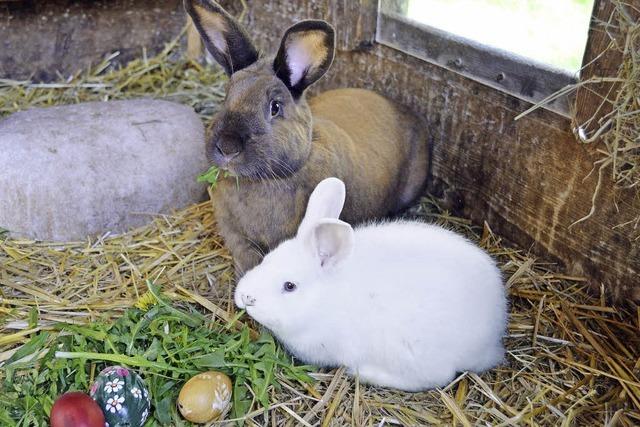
(1, 0), (638, 301)
(575, 1), (640, 133)
(328, 45), (639, 302)
(234, 0), (640, 302)
(575, 0), (621, 132)
(0, 0), (184, 81)
(376, 12), (574, 115)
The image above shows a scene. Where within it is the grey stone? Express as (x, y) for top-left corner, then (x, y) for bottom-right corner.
(0, 99), (208, 241)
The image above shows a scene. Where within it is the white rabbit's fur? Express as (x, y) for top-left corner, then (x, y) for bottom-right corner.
(235, 178), (508, 391)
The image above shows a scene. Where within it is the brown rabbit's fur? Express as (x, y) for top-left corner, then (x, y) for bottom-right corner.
(185, 0), (429, 273)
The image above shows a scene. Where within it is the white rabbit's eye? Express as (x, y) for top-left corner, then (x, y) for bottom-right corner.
(270, 100), (281, 117)
(283, 281), (297, 292)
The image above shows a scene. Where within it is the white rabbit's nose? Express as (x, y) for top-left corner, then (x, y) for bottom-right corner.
(241, 294), (256, 307)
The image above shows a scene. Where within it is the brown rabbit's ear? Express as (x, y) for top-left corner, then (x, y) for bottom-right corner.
(273, 20), (335, 97)
(184, 0), (259, 75)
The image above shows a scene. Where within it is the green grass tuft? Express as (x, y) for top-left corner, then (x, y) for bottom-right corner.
(0, 283), (313, 426)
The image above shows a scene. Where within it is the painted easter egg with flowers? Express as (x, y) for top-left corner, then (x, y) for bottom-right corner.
(89, 366), (151, 427)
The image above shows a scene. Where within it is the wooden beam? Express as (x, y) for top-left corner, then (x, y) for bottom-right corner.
(326, 45), (640, 303)
(376, 11), (574, 116)
(574, 0), (637, 134)
(1, 0), (637, 302)
(235, 0), (640, 303)
(0, 0), (185, 81)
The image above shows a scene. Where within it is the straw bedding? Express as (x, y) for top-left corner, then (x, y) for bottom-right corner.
(1, 32), (639, 427)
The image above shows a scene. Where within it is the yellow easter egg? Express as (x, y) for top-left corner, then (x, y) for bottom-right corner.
(177, 371), (232, 423)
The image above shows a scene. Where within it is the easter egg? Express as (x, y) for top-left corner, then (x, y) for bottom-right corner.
(89, 366), (151, 427)
(50, 392), (105, 427)
(177, 371), (232, 423)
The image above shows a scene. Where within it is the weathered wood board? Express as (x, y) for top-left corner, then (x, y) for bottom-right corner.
(575, 0), (624, 132)
(1, 0), (638, 301)
(0, 0), (184, 80)
(220, 0), (640, 302)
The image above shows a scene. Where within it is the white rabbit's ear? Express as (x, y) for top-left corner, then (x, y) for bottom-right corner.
(184, 0), (259, 75)
(309, 219), (354, 268)
(297, 177), (346, 237)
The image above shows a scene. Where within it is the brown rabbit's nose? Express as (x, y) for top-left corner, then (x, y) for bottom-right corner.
(215, 136), (244, 162)
(216, 144), (241, 160)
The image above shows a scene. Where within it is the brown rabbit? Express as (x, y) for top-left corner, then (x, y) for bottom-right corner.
(185, 0), (429, 274)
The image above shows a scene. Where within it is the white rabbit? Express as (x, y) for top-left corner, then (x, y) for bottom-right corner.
(235, 178), (508, 391)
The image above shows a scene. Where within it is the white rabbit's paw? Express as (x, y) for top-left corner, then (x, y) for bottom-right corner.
(355, 365), (403, 389)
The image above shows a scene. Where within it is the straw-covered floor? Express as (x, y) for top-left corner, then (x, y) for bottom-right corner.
(1, 31), (640, 427)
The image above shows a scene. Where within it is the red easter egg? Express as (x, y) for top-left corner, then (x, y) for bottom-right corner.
(50, 392), (105, 427)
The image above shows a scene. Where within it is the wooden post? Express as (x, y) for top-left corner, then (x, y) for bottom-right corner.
(574, 0), (638, 135)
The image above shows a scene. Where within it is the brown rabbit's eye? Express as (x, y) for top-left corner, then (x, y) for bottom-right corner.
(270, 100), (281, 117)
(283, 281), (297, 292)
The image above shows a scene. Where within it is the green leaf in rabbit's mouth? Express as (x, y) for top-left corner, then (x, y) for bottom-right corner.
(197, 165), (222, 186)
(197, 166), (238, 188)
